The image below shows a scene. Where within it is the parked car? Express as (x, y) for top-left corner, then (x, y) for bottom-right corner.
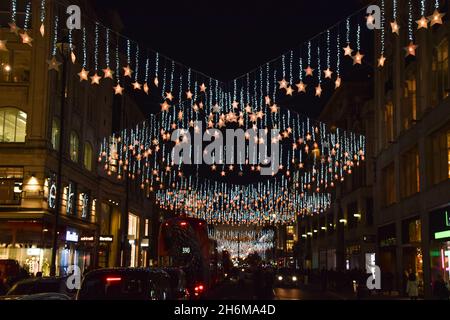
(76, 268), (171, 300)
(274, 268), (300, 288)
(163, 267), (189, 300)
(0, 277), (76, 299)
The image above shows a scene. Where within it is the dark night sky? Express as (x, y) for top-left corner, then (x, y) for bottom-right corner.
(94, 0), (368, 81)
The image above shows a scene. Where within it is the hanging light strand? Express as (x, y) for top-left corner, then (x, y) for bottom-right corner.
(408, 0), (413, 41)
(51, 16), (58, 56)
(11, 0), (17, 24)
(105, 28), (110, 67)
(381, 0), (385, 54)
(82, 27), (87, 68)
(94, 23), (99, 71)
(24, 2), (31, 30)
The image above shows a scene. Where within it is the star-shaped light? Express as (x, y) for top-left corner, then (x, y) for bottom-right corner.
(47, 57), (61, 71)
(335, 76), (342, 89)
(256, 111), (264, 119)
(199, 83), (207, 92)
(143, 83), (149, 94)
(264, 96), (271, 105)
(353, 51), (364, 65)
(123, 65), (133, 77)
(278, 78), (288, 90)
(9, 22), (19, 35)
(0, 40), (8, 52)
(404, 42), (418, 57)
(416, 16), (428, 29)
(113, 83), (124, 95)
(78, 67), (89, 81)
(390, 21), (400, 35)
(154, 77), (159, 87)
(428, 9), (445, 26)
(90, 73), (101, 85)
(40, 23), (45, 37)
(315, 84), (322, 97)
(323, 68), (333, 79)
(165, 92), (174, 101)
(103, 67), (114, 79)
(132, 81), (142, 90)
(232, 100), (239, 109)
(304, 66), (314, 76)
(20, 31), (32, 46)
(161, 101), (170, 112)
(378, 55), (386, 67)
(296, 81), (307, 93)
(70, 52), (76, 64)
(286, 86), (294, 96)
(212, 104), (221, 113)
(244, 105), (252, 113)
(270, 104), (279, 113)
(343, 45), (353, 57)
(186, 90), (193, 99)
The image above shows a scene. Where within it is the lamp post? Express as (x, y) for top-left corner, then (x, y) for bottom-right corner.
(50, 37), (70, 277)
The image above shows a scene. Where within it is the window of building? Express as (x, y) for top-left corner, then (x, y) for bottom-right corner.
(69, 131), (79, 163)
(0, 167), (23, 205)
(427, 123), (450, 185)
(402, 70), (417, 131)
(383, 163), (396, 207)
(0, 107), (27, 143)
(51, 118), (60, 150)
(400, 147), (420, 198)
(128, 213), (140, 267)
(432, 38), (449, 107)
(286, 226), (294, 236)
(84, 142), (93, 171)
(286, 240), (294, 253)
(384, 102), (394, 146)
(0, 48), (31, 83)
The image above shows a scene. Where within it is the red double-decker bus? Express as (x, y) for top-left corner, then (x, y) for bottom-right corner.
(158, 217), (216, 297)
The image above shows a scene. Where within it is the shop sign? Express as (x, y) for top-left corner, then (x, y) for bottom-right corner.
(99, 235), (113, 243)
(66, 182), (76, 215)
(66, 230), (79, 242)
(48, 175), (57, 209)
(182, 247), (191, 254)
(80, 236), (95, 242)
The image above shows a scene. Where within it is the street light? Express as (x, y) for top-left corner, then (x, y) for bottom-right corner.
(50, 32), (70, 277)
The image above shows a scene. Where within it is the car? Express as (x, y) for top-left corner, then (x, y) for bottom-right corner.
(76, 268), (172, 300)
(274, 268), (300, 288)
(0, 277), (76, 299)
(162, 267), (189, 300)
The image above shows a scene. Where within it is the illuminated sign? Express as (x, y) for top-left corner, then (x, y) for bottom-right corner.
(80, 236), (94, 242)
(99, 235), (113, 243)
(81, 193), (90, 218)
(182, 247), (191, 254)
(66, 231), (79, 242)
(141, 239), (150, 248)
(66, 183), (75, 215)
(27, 248), (41, 256)
(48, 175), (57, 209)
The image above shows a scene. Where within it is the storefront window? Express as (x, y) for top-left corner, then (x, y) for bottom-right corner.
(128, 213), (140, 267)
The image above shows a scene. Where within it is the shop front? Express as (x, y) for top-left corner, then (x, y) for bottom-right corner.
(401, 216), (424, 295)
(429, 206), (450, 287)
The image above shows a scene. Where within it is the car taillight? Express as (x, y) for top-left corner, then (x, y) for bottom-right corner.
(106, 277), (122, 282)
(194, 284), (205, 296)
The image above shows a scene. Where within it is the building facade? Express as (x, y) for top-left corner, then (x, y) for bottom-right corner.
(0, 0), (155, 276)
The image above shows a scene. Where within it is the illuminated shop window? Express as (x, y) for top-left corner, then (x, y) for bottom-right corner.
(0, 108), (27, 143)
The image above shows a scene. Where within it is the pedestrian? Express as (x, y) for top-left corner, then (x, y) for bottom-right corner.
(406, 269), (419, 300)
(433, 275), (450, 300)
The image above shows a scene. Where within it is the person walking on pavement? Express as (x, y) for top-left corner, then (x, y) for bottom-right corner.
(406, 269), (419, 300)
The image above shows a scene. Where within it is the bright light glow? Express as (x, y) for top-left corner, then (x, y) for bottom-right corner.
(435, 230), (450, 240)
(292, 276), (298, 282)
(339, 219), (347, 224)
(353, 213), (361, 218)
(106, 277), (122, 282)
(278, 276), (283, 281)
(4, 64), (11, 72)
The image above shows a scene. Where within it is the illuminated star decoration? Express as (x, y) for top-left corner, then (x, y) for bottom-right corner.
(0, 40), (7, 52)
(404, 42), (418, 57)
(186, 90), (193, 100)
(166, 92), (174, 101)
(296, 81), (306, 93)
(78, 67), (89, 81)
(343, 45), (353, 57)
(103, 67), (114, 79)
(9, 22), (19, 35)
(143, 83), (149, 94)
(390, 21), (400, 35)
(335, 76), (342, 89)
(428, 9), (445, 26)
(378, 55), (386, 67)
(123, 65), (133, 77)
(70, 52), (76, 64)
(278, 78), (288, 90)
(416, 16), (428, 29)
(47, 57), (62, 71)
(199, 83), (207, 92)
(270, 104), (279, 113)
(315, 84), (322, 97)
(132, 81), (142, 90)
(323, 68), (333, 79)
(286, 86), (294, 96)
(304, 66), (314, 77)
(154, 77), (159, 87)
(161, 101), (170, 112)
(113, 84), (124, 95)
(90, 73), (101, 85)
(352, 51), (364, 65)
(20, 31), (33, 46)
(40, 23), (45, 37)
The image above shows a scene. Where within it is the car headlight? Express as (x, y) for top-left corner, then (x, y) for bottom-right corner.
(292, 276), (298, 282)
(278, 276), (283, 281)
